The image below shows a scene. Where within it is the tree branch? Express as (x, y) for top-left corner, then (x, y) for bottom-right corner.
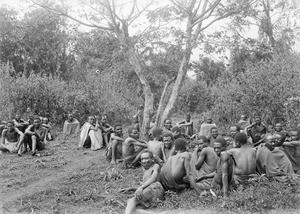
(31, 0), (112, 30)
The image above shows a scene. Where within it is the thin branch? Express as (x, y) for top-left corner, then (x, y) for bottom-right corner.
(31, 0), (111, 30)
(127, 0), (137, 20)
(192, 0), (221, 26)
(128, 1), (154, 26)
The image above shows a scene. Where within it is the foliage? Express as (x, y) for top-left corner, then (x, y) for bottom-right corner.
(175, 78), (212, 114)
(211, 52), (300, 127)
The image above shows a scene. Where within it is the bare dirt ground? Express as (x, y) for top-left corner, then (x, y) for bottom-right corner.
(1, 127), (300, 214)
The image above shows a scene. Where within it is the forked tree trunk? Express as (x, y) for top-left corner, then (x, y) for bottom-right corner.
(155, 78), (175, 127)
(159, 51), (192, 127)
(127, 47), (154, 139)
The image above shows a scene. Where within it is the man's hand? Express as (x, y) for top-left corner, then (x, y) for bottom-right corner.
(135, 187), (143, 200)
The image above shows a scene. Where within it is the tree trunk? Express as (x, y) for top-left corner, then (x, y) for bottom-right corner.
(127, 47), (154, 139)
(155, 78), (175, 127)
(159, 53), (191, 127)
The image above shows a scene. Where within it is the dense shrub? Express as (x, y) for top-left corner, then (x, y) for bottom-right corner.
(0, 64), (136, 124)
(211, 53), (300, 127)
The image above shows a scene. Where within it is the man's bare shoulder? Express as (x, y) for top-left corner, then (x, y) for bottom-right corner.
(220, 151), (230, 161)
(202, 147), (214, 154)
(124, 137), (135, 143)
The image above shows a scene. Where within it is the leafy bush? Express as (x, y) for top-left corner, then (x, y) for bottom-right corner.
(0, 63), (137, 124)
(211, 52), (300, 127)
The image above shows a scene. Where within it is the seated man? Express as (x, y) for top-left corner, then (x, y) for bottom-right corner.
(13, 114), (28, 133)
(198, 116), (217, 139)
(176, 114), (194, 137)
(0, 121), (24, 156)
(106, 123), (124, 164)
(282, 128), (300, 174)
(256, 133), (295, 182)
(159, 138), (201, 193)
(162, 132), (175, 162)
(245, 117), (267, 147)
(41, 117), (54, 141)
(63, 113), (80, 135)
(147, 128), (164, 162)
(226, 133), (256, 188)
(237, 115), (250, 130)
(100, 115), (113, 147)
(171, 126), (190, 140)
(122, 150), (165, 214)
(226, 124), (241, 149)
(122, 127), (148, 168)
(24, 117), (46, 156)
(79, 116), (103, 150)
(162, 118), (173, 135)
(210, 137), (234, 198)
(190, 135), (218, 191)
(209, 127), (220, 147)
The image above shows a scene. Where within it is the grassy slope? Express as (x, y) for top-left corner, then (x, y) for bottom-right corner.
(0, 128), (300, 214)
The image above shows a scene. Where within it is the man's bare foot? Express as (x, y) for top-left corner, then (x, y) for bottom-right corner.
(110, 160), (116, 164)
(31, 151), (36, 156)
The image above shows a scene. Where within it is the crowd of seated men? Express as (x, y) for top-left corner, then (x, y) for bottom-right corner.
(2, 112), (300, 214)
(102, 114), (300, 214)
(0, 114), (53, 156)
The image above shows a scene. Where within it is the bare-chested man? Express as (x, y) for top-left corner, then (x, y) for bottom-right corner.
(148, 128), (164, 162)
(122, 150), (164, 214)
(211, 137), (234, 198)
(13, 114), (28, 133)
(159, 138), (201, 193)
(177, 114), (194, 137)
(246, 117), (267, 147)
(162, 132), (175, 162)
(209, 127), (220, 147)
(106, 123), (124, 164)
(0, 121), (24, 156)
(100, 115), (113, 147)
(191, 135), (218, 190)
(24, 117), (46, 156)
(226, 133), (256, 191)
(122, 127), (148, 168)
(162, 118), (173, 135)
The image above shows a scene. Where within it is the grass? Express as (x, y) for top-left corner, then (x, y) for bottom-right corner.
(1, 128), (300, 214)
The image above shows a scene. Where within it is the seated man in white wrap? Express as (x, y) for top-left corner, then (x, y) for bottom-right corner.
(63, 113), (80, 135)
(256, 133), (296, 182)
(79, 116), (103, 150)
(0, 121), (24, 156)
(190, 135), (218, 191)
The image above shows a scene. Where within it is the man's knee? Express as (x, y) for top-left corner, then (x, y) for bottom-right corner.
(31, 135), (37, 140)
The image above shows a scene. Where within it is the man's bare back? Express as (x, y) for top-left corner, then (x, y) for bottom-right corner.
(196, 147), (218, 171)
(227, 146), (256, 175)
(147, 140), (164, 160)
(170, 152), (189, 183)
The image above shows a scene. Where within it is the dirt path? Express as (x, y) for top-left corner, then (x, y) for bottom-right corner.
(0, 148), (102, 213)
